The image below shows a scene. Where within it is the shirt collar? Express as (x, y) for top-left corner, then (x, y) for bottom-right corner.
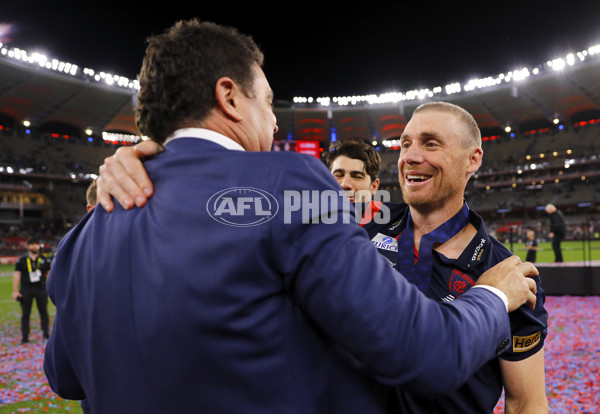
(447, 209), (491, 270)
(163, 128), (246, 151)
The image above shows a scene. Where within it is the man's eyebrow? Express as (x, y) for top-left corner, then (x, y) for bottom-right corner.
(332, 168), (365, 175)
(401, 131), (440, 140)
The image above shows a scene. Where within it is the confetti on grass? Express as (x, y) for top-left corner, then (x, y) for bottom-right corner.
(1, 297), (599, 411)
(495, 295), (600, 413)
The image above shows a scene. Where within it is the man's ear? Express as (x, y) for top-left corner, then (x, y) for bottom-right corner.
(215, 77), (243, 122)
(370, 178), (380, 194)
(466, 147), (483, 175)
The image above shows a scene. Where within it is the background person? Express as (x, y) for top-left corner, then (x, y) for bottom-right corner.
(12, 237), (51, 344)
(545, 203), (566, 262)
(86, 179), (97, 212)
(46, 19), (538, 414)
(526, 229), (538, 263)
(324, 140), (380, 202)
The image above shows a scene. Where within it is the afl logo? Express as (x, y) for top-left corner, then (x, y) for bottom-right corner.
(207, 187), (279, 227)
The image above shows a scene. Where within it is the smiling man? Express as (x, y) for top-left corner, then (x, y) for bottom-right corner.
(325, 140), (381, 202)
(362, 101), (549, 413)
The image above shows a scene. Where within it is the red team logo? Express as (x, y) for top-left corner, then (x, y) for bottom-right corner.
(448, 269), (475, 296)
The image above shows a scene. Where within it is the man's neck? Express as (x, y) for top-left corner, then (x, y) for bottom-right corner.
(28, 251), (39, 260)
(410, 198), (464, 238)
(409, 198), (475, 258)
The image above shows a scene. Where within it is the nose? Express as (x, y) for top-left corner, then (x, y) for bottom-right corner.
(400, 143), (424, 165)
(340, 175), (353, 190)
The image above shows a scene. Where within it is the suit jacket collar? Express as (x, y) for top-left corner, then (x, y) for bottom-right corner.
(164, 128), (246, 151)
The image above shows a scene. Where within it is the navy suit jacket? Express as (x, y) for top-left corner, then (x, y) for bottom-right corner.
(44, 136), (511, 413)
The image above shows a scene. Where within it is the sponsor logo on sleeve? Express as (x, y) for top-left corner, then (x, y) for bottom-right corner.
(512, 331), (542, 352)
(370, 233), (398, 252)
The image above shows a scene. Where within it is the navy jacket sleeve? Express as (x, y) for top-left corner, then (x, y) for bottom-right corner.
(43, 213), (93, 401)
(269, 155), (511, 394)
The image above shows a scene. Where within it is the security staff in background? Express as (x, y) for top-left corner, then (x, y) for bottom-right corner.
(12, 237), (51, 344)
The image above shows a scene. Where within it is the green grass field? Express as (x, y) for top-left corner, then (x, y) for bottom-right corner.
(502, 239), (600, 263)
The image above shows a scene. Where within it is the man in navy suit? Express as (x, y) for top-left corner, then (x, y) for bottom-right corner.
(45, 19), (538, 413)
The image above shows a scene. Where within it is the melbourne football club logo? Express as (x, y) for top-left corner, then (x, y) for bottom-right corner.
(448, 268), (476, 296)
(207, 187), (279, 227)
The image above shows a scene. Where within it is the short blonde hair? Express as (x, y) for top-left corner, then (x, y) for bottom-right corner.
(413, 101), (481, 148)
(86, 179), (97, 207)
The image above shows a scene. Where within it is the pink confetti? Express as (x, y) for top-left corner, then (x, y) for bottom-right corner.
(1, 297), (599, 411)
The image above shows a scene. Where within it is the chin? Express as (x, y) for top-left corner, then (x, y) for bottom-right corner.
(402, 194), (435, 209)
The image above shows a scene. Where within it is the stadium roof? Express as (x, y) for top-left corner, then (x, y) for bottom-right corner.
(1, 42), (600, 144)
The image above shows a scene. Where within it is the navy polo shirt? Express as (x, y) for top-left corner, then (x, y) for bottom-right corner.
(360, 202), (548, 413)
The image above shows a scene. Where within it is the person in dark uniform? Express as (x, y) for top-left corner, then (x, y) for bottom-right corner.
(360, 101), (549, 413)
(525, 229), (538, 263)
(12, 237), (51, 344)
(545, 203), (566, 262)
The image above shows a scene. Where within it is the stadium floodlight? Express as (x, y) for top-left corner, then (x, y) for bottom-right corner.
(445, 82), (461, 95)
(548, 58), (566, 71)
(512, 68), (530, 81)
(316, 97), (331, 106)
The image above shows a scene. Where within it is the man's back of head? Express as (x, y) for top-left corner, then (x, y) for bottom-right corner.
(135, 19), (265, 145)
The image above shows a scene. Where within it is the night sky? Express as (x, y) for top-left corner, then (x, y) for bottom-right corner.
(2, 1), (600, 102)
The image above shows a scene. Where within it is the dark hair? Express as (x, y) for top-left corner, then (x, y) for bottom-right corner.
(135, 19), (264, 144)
(325, 140), (381, 182)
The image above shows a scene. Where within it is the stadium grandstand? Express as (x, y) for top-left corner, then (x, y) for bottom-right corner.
(1, 40), (599, 278)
